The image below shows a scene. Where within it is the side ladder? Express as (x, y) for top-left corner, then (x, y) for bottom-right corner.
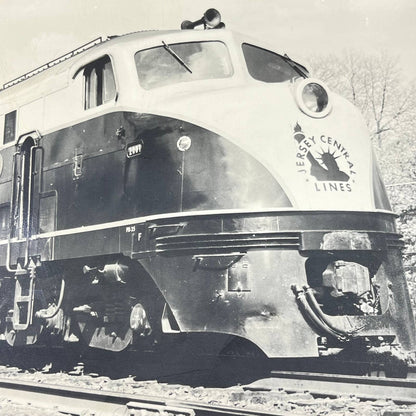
(12, 264), (36, 331)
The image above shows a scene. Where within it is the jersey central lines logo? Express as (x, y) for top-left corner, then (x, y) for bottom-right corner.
(292, 123), (356, 192)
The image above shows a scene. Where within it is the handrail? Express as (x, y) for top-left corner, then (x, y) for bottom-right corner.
(6, 150), (20, 272)
(35, 279), (65, 320)
(6, 131), (42, 272)
(22, 144), (37, 268)
(2, 37), (106, 90)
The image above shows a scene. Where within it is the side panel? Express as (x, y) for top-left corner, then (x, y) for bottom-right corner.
(1, 111), (291, 265)
(39, 111), (290, 233)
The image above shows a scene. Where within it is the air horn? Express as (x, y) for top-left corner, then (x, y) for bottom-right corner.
(181, 8), (225, 30)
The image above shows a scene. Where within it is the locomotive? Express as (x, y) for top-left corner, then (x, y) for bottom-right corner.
(0, 9), (414, 360)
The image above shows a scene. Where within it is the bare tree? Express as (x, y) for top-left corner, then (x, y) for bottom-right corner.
(307, 51), (416, 148)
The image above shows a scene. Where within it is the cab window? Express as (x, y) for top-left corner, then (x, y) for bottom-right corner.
(242, 43), (305, 83)
(84, 55), (116, 109)
(135, 41), (233, 90)
(4, 110), (17, 144)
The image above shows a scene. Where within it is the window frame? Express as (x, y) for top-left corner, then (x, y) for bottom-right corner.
(241, 43), (307, 83)
(135, 40), (234, 90)
(3, 110), (17, 144)
(83, 55), (117, 110)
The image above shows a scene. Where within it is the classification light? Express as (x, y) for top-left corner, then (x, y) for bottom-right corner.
(177, 136), (192, 152)
(295, 78), (332, 118)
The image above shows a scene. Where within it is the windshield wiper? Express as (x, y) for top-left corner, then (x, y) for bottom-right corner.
(162, 41), (192, 74)
(283, 53), (309, 78)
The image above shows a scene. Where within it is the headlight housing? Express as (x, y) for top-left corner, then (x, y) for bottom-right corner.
(295, 78), (332, 118)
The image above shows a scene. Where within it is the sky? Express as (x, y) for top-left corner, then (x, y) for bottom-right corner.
(0, 0), (415, 86)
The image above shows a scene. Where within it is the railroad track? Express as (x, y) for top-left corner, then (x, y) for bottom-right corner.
(0, 369), (415, 416)
(0, 346), (415, 415)
(245, 371), (416, 404)
(0, 376), (287, 416)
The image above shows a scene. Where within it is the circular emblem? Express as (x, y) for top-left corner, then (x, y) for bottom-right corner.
(293, 123), (356, 192)
(177, 136), (192, 152)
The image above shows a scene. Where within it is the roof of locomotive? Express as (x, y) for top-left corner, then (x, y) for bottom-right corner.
(1, 30), (238, 87)
(0, 29), (242, 102)
(0, 28), (300, 111)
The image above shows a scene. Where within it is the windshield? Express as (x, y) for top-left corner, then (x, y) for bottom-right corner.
(242, 43), (305, 83)
(135, 41), (233, 90)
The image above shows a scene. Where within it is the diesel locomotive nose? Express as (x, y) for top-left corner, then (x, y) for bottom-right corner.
(0, 9), (413, 364)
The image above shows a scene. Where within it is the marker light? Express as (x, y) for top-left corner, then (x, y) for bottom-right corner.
(295, 78), (332, 118)
(177, 136), (192, 152)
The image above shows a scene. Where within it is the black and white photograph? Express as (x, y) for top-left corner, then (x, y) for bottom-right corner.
(0, 1), (415, 414)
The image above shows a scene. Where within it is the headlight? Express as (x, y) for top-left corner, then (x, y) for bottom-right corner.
(295, 78), (332, 118)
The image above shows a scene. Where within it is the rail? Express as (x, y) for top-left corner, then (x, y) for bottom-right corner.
(245, 371), (416, 404)
(0, 362), (415, 415)
(0, 377), (288, 416)
(1, 37), (107, 90)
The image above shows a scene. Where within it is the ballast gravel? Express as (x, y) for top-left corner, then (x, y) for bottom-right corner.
(0, 366), (414, 415)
